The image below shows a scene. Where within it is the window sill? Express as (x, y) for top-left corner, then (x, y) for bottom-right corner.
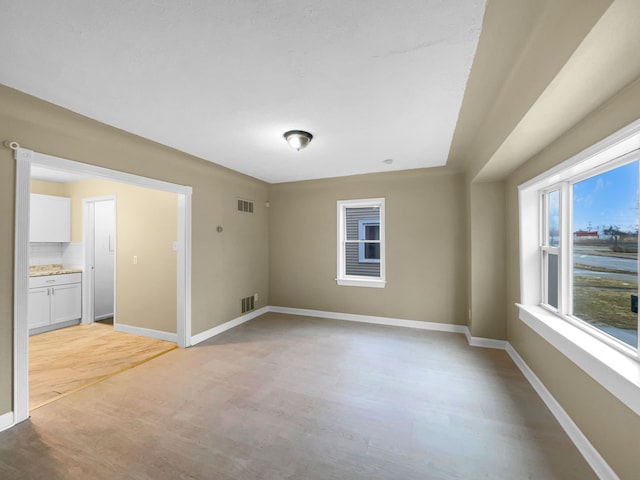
(517, 304), (640, 416)
(336, 277), (386, 288)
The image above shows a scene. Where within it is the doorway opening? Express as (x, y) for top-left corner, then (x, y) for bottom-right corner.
(13, 146), (192, 424)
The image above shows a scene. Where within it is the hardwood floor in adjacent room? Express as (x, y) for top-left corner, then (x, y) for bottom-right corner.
(2, 313), (596, 479)
(29, 322), (177, 410)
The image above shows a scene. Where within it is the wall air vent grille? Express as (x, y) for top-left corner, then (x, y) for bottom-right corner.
(237, 199), (254, 213)
(241, 295), (255, 314)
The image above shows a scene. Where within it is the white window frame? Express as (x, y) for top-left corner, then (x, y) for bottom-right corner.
(517, 119), (640, 417)
(540, 187), (563, 312)
(337, 198), (386, 288)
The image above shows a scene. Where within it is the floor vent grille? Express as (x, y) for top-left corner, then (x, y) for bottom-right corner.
(237, 199), (254, 213)
(241, 295), (255, 314)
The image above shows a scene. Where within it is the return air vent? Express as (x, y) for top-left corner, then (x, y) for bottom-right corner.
(241, 295), (255, 314)
(237, 199), (254, 213)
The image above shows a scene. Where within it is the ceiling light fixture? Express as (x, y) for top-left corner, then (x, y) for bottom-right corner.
(283, 130), (313, 151)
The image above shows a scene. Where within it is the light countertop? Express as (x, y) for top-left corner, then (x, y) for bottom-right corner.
(29, 264), (82, 277)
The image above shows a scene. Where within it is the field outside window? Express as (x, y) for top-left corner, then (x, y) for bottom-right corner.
(571, 161), (638, 348)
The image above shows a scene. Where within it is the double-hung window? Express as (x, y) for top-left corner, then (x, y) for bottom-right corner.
(337, 198), (385, 288)
(518, 120), (640, 417)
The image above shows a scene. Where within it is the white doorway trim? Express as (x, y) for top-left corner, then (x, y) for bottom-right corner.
(13, 147), (192, 426)
(82, 196), (117, 326)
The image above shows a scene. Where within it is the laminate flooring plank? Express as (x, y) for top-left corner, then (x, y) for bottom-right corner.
(0, 313), (598, 479)
(29, 322), (176, 409)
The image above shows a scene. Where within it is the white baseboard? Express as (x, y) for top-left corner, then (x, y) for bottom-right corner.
(0, 411), (14, 433)
(464, 328), (508, 349)
(505, 344), (617, 480)
(268, 306), (468, 334)
(190, 306), (269, 346)
(269, 306), (511, 350)
(114, 323), (177, 343)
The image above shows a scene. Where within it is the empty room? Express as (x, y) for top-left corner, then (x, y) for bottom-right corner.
(0, 0), (639, 479)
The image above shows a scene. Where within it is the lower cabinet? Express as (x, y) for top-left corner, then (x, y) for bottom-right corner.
(27, 286), (51, 329)
(28, 273), (82, 332)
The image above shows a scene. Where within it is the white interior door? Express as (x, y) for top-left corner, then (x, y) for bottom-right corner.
(93, 200), (115, 320)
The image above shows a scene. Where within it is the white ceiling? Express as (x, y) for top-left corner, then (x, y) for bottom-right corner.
(0, 0), (485, 184)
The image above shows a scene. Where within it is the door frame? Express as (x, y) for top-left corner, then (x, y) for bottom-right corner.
(82, 196), (117, 326)
(13, 147), (192, 425)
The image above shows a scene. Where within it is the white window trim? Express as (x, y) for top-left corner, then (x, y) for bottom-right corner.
(517, 119), (640, 417)
(337, 198), (386, 288)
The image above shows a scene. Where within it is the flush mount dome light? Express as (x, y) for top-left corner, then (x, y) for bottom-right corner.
(283, 130), (313, 151)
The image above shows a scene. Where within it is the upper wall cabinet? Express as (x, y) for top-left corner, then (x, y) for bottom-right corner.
(30, 194), (71, 242)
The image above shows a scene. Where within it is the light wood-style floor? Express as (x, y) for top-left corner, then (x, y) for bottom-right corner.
(29, 322), (177, 410)
(1, 313), (596, 479)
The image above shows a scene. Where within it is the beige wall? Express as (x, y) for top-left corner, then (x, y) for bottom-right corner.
(30, 180), (66, 197)
(469, 181), (506, 339)
(0, 85), (269, 414)
(268, 168), (468, 325)
(504, 77), (640, 479)
(69, 179), (178, 332)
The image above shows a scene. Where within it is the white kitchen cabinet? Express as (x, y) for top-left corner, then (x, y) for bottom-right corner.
(51, 282), (82, 324)
(27, 287), (50, 329)
(28, 273), (82, 332)
(30, 193), (71, 242)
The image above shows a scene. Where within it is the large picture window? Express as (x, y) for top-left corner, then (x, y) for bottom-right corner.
(337, 198), (385, 288)
(541, 161), (639, 349)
